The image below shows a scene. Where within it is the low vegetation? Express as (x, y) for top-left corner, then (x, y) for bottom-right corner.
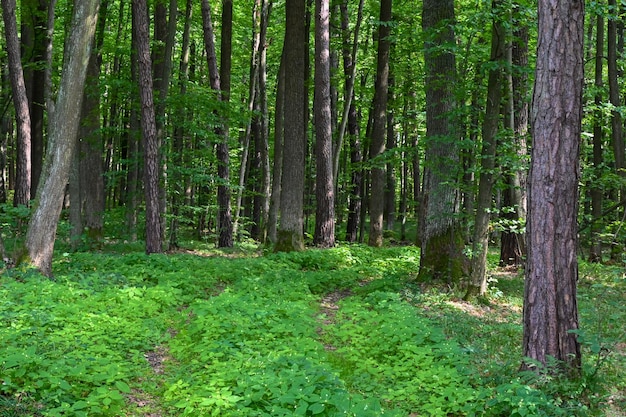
(0, 242), (624, 416)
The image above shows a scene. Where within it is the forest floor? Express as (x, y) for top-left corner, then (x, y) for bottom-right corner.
(0, 242), (624, 417)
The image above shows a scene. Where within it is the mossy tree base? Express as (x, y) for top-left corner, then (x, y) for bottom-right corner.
(274, 230), (305, 252)
(418, 228), (468, 284)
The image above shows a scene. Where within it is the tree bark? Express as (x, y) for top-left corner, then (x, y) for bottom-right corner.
(275, 0), (307, 252)
(201, 0), (233, 247)
(22, 0), (100, 276)
(367, 0), (392, 247)
(419, 0), (466, 282)
(267, 50), (285, 244)
(313, 0), (335, 247)
(522, 0), (583, 374)
(2, 0), (32, 207)
(133, 0), (163, 254)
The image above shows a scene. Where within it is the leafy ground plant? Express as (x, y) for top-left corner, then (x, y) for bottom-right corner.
(1, 244), (623, 416)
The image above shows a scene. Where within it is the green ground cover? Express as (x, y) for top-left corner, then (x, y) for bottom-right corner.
(0, 243), (624, 416)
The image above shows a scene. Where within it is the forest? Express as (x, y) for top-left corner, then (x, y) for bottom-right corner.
(0, 0), (625, 415)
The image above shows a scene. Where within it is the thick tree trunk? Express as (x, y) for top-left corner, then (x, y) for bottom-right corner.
(22, 0), (100, 276)
(313, 0), (335, 247)
(133, 0), (163, 254)
(419, 0), (466, 282)
(2, 0), (32, 207)
(522, 0), (583, 373)
(275, 0), (307, 252)
(367, 0), (392, 248)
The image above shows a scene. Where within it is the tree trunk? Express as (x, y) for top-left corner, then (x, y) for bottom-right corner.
(21, 0), (100, 276)
(384, 77), (396, 232)
(465, 0), (506, 299)
(169, 0), (193, 249)
(313, 0), (335, 247)
(267, 50), (286, 244)
(419, 0), (466, 282)
(367, 0), (392, 248)
(522, 0), (583, 374)
(2, 0), (32, 207)
(133, 0), (163, 254)
(21, 0), (49, 198)
(589, 11), (604, 263)
(500, 18), (529, 266)
(201, 0), (233, 247)
(275, 0), (307, 252)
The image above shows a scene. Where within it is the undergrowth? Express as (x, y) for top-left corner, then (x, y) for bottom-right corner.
(0, 244), (623, 416)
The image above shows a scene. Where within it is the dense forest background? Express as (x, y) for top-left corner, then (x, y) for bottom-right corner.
(0, 0), (622, 267)
(0, 1), (625, 415)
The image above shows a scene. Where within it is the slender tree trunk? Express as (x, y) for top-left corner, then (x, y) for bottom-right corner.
(201, 0), (233, 247)
(313, 0), (335, 247)
(465, 0), (506, 299)
(275, 0), (307, 252)
(133, 0), (163, 254)
(170, 0), (193, 249)
(500, 19), (529, 266)
(367, 0), (392, 247)
(419, 0), (466, 282)
(22, 0), (100, 276)
(589, 11), (604, 263)
(2, 0), (32, 207)
(522, 0), (583, 374)
(267, 51), (286, 244)
(384, 76), (396, 231)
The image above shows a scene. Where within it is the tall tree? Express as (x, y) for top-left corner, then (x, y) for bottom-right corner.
(465, 0), (506, 299)
(2, 0), (31, 207)
(21, 0), (100, 276)
(419, 0), (466, 282)
(313, 0), (335, 247)
(218, 0), (234, 247)
(367, 0), (392, 247)
(20, 0), (49, 197)
(201, 0), (233, 247)
(522, 0), (583, 373)
(499, 14), (529, 267)
(133, 0), (163, 254)
(589, 9), (604, 263)
(275, 0), (307, 252)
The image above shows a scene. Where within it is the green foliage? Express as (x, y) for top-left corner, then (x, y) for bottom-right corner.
(1, 244), (623, 416)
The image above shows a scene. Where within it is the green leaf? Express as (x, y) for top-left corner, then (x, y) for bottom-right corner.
(115, 380), (131, 393)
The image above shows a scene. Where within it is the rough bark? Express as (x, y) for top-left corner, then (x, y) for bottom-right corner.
(419, 0), (466, 282)
(313, 0), (335, 247)
(2, 0), (32, 207)
(133, 0), (163, 254)
(22, 0), (100, 276)
(522, 0), (583, 373)
(367, 0), (392, 248)
(275, 0), (307, 252)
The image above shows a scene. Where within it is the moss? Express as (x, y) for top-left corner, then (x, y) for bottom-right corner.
(418, 227), (468, 284)
(274, 230), (305, 252)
